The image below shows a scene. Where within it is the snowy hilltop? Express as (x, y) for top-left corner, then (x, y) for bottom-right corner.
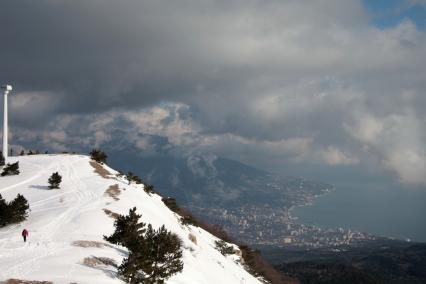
(0, 154), (263, 284)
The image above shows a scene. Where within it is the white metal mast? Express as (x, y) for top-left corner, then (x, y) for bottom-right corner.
(1, 84), (12, 160)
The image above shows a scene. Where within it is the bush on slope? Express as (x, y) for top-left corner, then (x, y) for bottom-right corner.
(89, 149), (108, 164)
(48, 172), (62, 189)
(1, 162), (20, 176)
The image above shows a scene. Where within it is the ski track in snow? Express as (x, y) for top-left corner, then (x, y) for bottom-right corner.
(0, 158), (93, 278)
(0, 155), (262, 284)
(0, 173), (42, 194)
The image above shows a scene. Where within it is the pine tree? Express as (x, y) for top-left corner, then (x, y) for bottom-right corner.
(126, 171), (134, 183)
(118, 224), (183, 284)
(142, 225), (183, 283)
(89, 149), (107, 164)
(118, 251), (145, 284)
(0, 151), (5, 167)
(104, 207), (146, 250)
(8, 194), (29, 223)
(0, 194), (9, 227)
(161, 197), (179, 213)
(143, 184), (155, 194)
(0, 193), (30, 227)
(126, 172), (143, 185)
(215, 240), (235, 256)
(1, 162), (20, 176)
(105, 208), (184, 283)
(48, 172), (62, 189)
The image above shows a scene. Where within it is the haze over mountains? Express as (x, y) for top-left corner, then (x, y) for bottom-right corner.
(106, 147), (331, 245)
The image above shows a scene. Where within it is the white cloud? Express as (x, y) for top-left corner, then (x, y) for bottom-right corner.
(344, 112), (384, 144)
(345, 110), (426, 185)
(123, 104), (201, 146)
(318, 146), (359, 166)
(4, 0), (426, 187)
(383, 149), (426, 185)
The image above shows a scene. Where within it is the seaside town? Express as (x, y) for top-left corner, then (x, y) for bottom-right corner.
(193, 204), (378, 248)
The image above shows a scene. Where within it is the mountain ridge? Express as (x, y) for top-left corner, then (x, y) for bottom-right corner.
(0, 154), (264, 284)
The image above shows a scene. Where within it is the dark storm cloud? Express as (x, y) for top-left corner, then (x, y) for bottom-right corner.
(1, 1), (228, 113)
(1, 0), (425, 185)
(0, 0), (369, 115)
(1, 1), (191, 111)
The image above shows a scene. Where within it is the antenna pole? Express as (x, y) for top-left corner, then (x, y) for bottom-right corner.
(1, 85), (12, 160)
(3, 90), (7, 159)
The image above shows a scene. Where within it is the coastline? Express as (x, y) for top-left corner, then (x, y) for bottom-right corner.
(288, 186), (336, 223)
(289, 184), (426, 243)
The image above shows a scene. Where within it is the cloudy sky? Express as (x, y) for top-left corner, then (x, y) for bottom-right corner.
(1, 0), (425, 188)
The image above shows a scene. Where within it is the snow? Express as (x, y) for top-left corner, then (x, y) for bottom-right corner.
(0, 155), (261, 284)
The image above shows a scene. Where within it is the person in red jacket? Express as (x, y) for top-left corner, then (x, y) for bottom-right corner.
(22, 229), (28, 242)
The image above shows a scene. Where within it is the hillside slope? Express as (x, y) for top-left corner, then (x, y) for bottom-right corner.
(0, 155), (262, 284)
(107, 152), (331, 246)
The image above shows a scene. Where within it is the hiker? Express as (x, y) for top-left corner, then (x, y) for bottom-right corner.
(22, 229), (28, 242)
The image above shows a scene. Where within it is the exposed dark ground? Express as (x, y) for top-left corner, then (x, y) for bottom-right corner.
(256, 241), (426, 284)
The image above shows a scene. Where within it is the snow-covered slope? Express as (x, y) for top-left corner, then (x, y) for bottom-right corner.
(0, 155), (262, 284)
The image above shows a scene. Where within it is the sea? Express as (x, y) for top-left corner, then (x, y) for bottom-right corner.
(292, 180), (426, 242)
